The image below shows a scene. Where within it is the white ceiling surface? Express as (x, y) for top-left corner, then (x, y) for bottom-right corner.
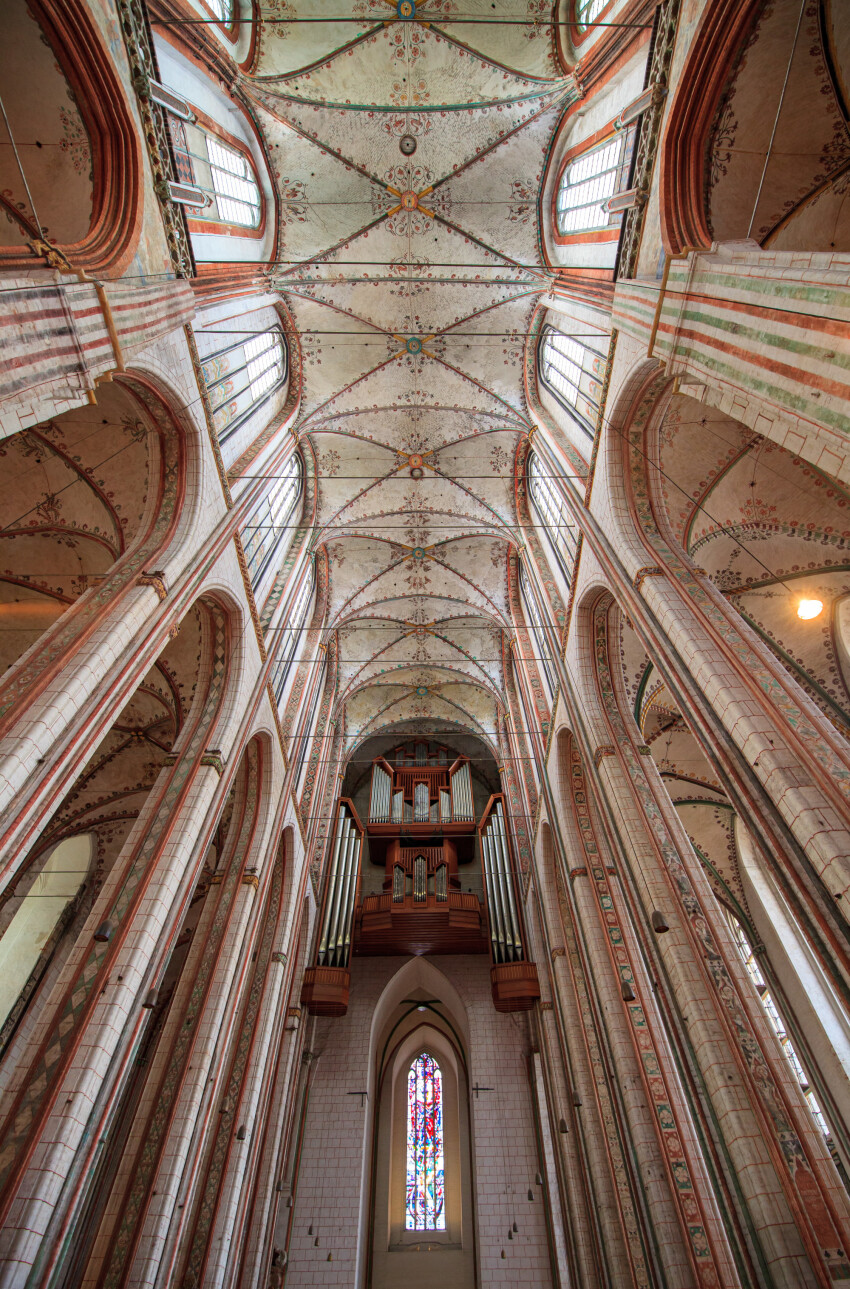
(250, 3), (575, 749)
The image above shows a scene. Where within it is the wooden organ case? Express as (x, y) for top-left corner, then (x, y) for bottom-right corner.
(302, 741), (539, 1016)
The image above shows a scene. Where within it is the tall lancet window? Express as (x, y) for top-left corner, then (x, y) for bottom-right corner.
(406, 1053), (445, 1231)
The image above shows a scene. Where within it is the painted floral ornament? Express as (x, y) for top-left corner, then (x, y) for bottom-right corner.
(397, 0), (416, 16)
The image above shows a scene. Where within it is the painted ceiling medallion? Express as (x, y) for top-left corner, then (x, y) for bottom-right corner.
(397, 0), (416, 17)
(415, 686), (429, 697)
(399, 135), (417, 156)
(400, 191), (419, 211)
(405, 338), (422, 353)
(411, 548), (426, 560)
(408, 454), (423, 467)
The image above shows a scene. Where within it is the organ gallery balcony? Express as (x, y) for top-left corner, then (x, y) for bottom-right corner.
(355, 889), (488, 957)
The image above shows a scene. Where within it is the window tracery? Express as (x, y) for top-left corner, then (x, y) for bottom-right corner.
(527, 453), (578, 588)
(576, 0), (607, 30)
(170, 120), (260, 228)
(406, 1052), (445, 1231)
(271, 567), (315, 704)
(242, 452), (302, 590)
(520, 566), (557, 700)
(728, 914), (833, 1142)
(200, 326), (287, 442)
(556, 132), (634, 235)
(538, 325), (607, 438)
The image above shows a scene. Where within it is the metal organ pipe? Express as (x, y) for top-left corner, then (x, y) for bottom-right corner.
(331, 816), (358, 965)
(318, 810), (346, 965)
(340, 832), (361, 961)
(324, 814), (351, 966)
(494, 802), (522, 959)
(370, 765), (391, 822)
(451, 761), (473, 821)
(481, 827), (505, 963)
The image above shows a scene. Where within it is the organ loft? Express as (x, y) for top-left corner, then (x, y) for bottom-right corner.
(302, 740), (540, 1015)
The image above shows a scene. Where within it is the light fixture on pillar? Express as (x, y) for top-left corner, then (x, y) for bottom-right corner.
(797, 598), (824, 620)
(572, 1091), (582, 1107)
(558, 1117), (569, 1134)
(236, 1125), (247, 1141)
(513, 1221), (518, 1232)
(535, 1172), (543, 1186)
(621, 981), (636, 1002)
(94, 919), (114, 943)
(527, 1188), (534, 1201)
(142, 988), (159, 1009)
(508, 1229), (513, 1240)
(651, 910), (670, 934)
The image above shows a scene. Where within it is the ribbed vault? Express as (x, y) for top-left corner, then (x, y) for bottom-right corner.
(246, 1), (577, 746)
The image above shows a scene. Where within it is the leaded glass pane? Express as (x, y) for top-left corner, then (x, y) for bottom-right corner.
(242, 452), (302, 588)
(406, 1054), (445, 1230)
(556, 132), (633, 235)
(576, 0), (606, 29)
(728, 914), (833, 1143)
(199, 326), (287, 442)
(527, 453), (578, 588)
(538, 325), (607, 436)
(169, 120), (261, 228)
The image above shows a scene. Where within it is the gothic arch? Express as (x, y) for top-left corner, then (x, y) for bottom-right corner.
(661, 0), (850, 252)
(0, 0), (141, 275)
(0, 372), (194, 741)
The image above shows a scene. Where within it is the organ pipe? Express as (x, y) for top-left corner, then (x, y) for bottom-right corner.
(495, 801), (523, 957)
(324, 815), (352, 966)
(451, 761), (473, 821)
(481, 828), (505, 963)
(340, 832), (361, 961)
(318, 810), (346, 964)
(370, 764), (391, 822)
(480, 799), (526, 965)
(331, 818), (358, 965)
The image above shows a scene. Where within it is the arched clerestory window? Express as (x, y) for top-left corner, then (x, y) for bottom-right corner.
(727, 913), (834, 1145)
(200, 325), (287, 442)
(205, 0), (235, 25)
(575, 0), (607, 31)
(271, 565), (315, 706)
(555, 132), (634, 236)
(406, 1052), (445, 1231)
(242, 452), (302, 592)
(170, 119), (261, 228)
(527, 453), (578, 588)
(520, 566), (557, 701)
(538, 325), (607, 439)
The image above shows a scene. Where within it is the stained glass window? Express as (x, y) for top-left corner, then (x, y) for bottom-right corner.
(527, 453), (578, 587)
(406, 1053), (445, 1231)
(198, 325), (287, 443)
(242, 452), (302, 589)
(538, 325), (607, 436)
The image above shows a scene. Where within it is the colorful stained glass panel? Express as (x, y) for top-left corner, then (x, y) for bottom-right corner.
(405, 1053), (445, 1230)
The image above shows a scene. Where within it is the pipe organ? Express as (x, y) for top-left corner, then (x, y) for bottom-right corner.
(479, 795), (540, 1012)
(303, 741), (539, 1015)
(300, 800), (364, 1017)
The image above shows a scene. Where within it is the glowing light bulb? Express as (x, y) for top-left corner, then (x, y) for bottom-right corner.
(797, 599), (824, 621)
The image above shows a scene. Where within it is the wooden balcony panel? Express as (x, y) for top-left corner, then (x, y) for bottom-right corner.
(490, 961), (541, 1013)
(354, 891), (489, 957)
(301, 966), (350, 1017)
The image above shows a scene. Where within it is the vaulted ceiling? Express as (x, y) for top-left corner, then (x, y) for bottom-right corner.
(246, 3), (576, 751)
